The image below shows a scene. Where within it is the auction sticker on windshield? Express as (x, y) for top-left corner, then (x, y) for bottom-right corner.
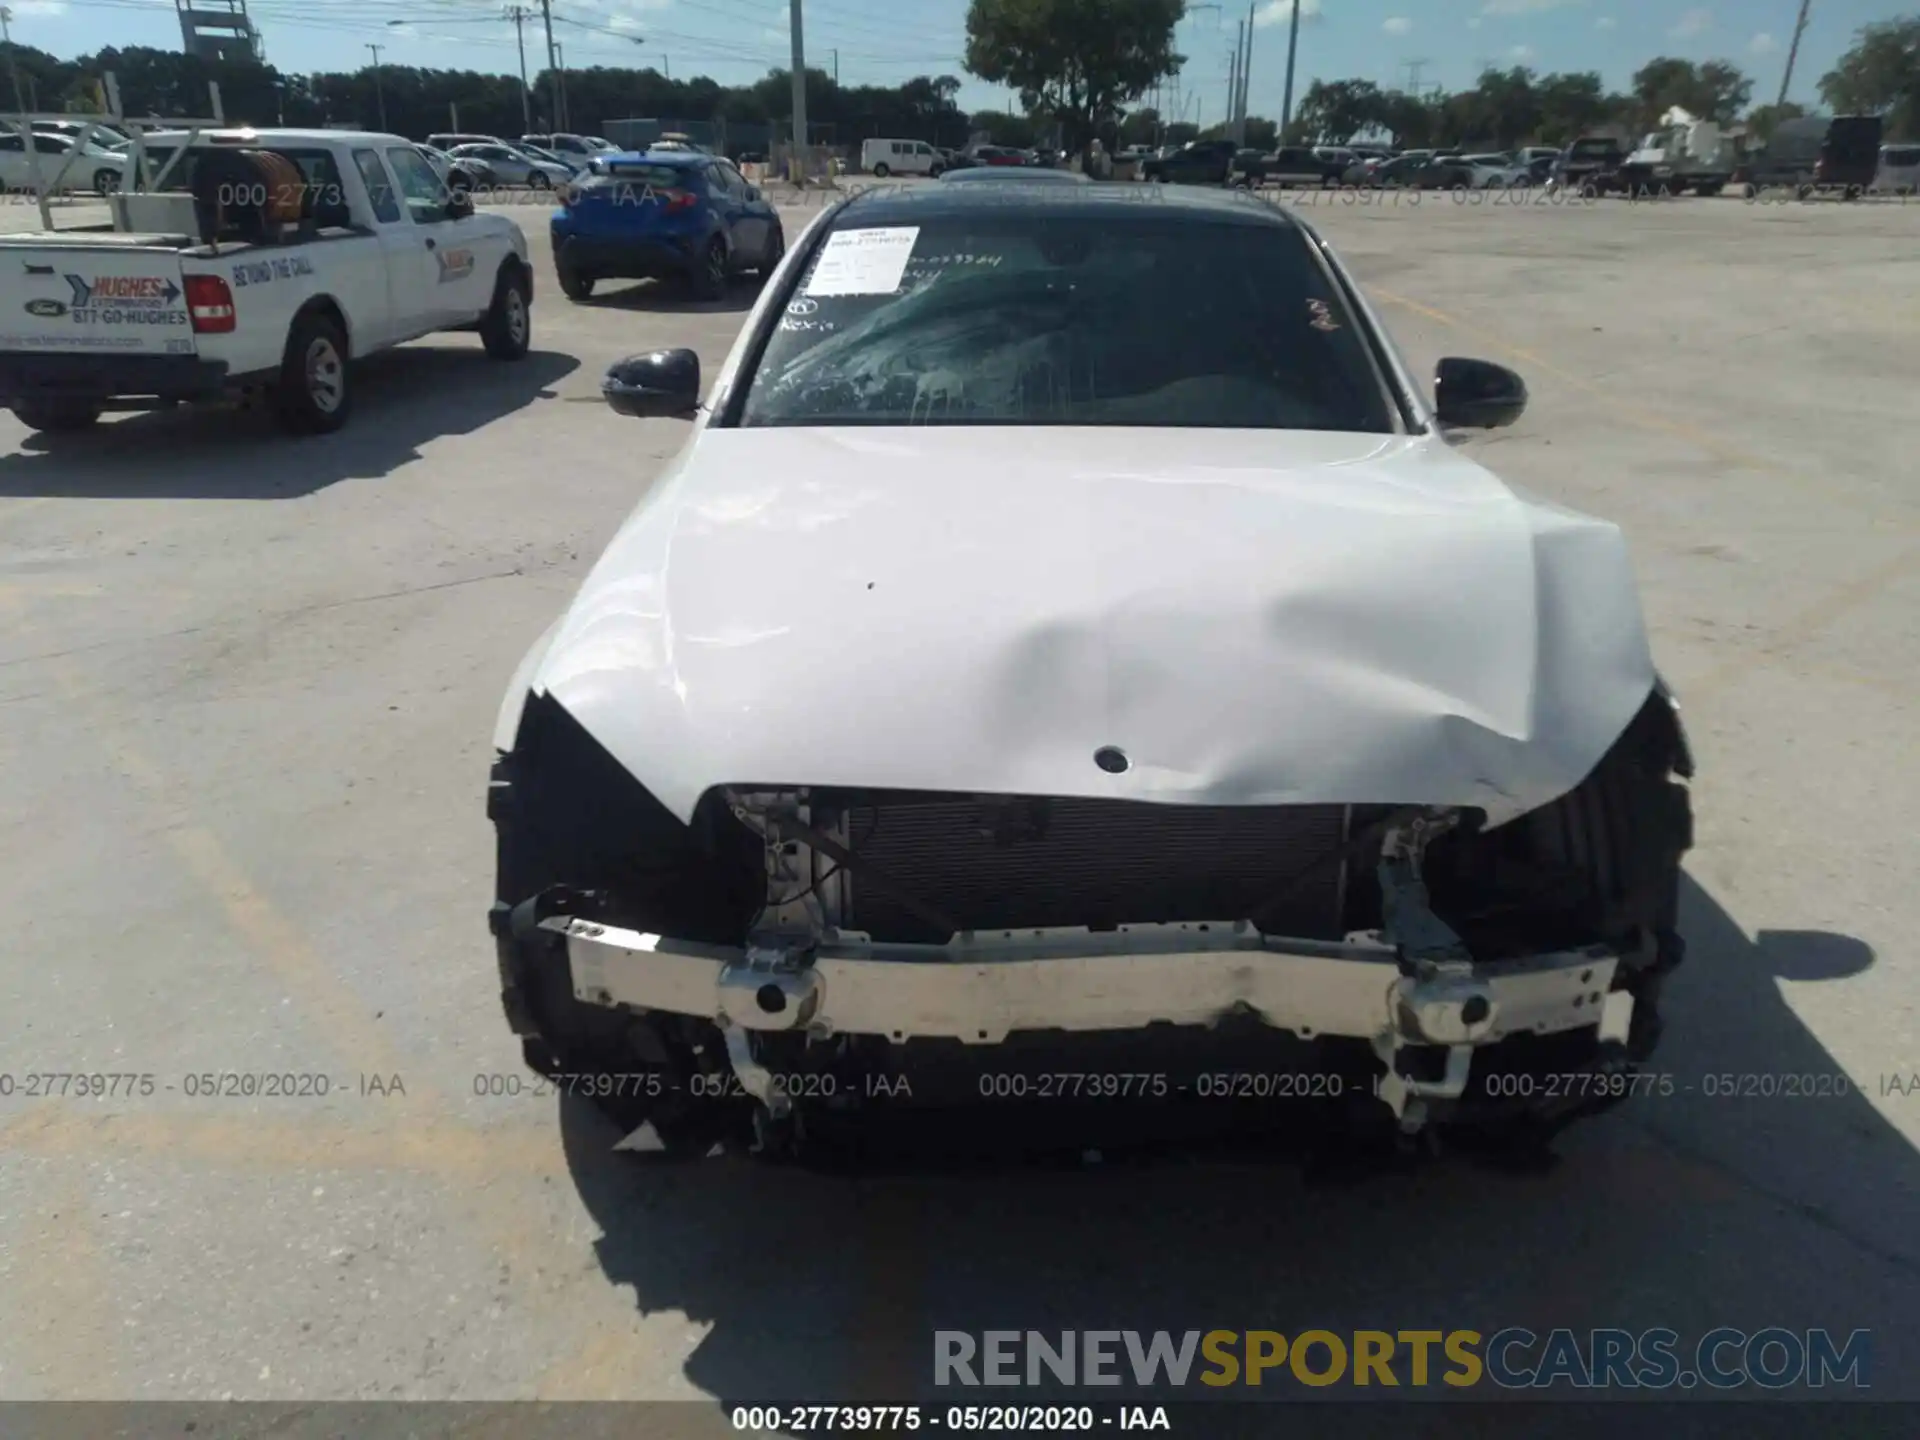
(804, 226), (919, 297)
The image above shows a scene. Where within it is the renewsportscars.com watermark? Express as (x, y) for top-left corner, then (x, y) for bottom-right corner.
(934, 1328), (1871, 1391)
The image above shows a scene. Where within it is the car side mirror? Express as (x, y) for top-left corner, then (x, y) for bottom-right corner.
(1434, 356), (1527, 429)
(604, 349), (701, 418)
(444, 188), (475, 220)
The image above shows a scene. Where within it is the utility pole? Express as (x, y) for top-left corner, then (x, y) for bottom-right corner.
(1237, 0), (1254, 144)
(366, 43), (388, 131)
(1776, 0), (1812, 108)
(554, 40), (568, 132)
(0, 7), (29, 118)
(788, 0), (808, 183)
(1227, 21), (1241, 138)
(538, 0), (558, 129)
(505, 4), (533, 132)
(1281, 0), (1302, 135)
(832, 48), (838, 85)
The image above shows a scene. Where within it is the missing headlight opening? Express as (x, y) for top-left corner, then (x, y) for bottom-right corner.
(489, 685), (1691, 1161)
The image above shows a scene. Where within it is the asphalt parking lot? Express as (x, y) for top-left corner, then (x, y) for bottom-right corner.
(1, 183), (1917, 1415)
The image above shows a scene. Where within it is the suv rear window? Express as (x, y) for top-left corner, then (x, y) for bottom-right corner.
(739, 210), (1393, 434)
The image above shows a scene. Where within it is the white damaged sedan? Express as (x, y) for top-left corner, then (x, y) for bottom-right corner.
(488, 185), (1693, 1157)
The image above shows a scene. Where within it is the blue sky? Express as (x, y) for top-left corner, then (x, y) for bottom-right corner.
(4, 0), (1906, 119)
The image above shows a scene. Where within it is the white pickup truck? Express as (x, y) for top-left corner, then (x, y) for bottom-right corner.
(0, 127), (533, 436)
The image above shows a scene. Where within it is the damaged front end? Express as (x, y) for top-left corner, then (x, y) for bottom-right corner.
(490, 689), (1692, 1156)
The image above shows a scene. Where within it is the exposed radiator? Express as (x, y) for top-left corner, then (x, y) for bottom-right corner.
(832, 793), (1352, 944)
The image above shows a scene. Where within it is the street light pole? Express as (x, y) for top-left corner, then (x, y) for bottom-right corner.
(366, 42), (388, 131)
(1281, 0), (1302, 135)
(538, 0), (558, 129)
(788, 0), (809, 184)
(1776, 0), (1812, 108)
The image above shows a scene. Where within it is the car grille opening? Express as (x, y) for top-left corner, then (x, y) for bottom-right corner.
(819, 791), (1357, 944)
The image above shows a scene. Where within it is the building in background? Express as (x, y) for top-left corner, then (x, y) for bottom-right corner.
(175, 0), (262, 63)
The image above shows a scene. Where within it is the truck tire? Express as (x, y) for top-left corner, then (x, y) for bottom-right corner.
(11, 397), (103, 433)
(871, 162), (890, 178)
(274, 311), (352, 435)
(479, 265), (532, 360)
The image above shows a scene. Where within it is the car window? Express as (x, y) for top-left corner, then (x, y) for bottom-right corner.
(738, 211), (1393, 434)
(0, 134), (21, 153)
(386, 145), (451, 222)
(352, 149), (402, 223)
(713, 159), (751, 196)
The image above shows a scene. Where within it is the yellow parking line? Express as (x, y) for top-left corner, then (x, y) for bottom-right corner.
(6, 1172), (120, 1397)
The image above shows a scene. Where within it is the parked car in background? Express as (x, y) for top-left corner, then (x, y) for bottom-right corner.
(940, 166), (1090, 185)
(1874, 141), (1920, 195)
(861, 138), (945, 176)
(1551, 133), (1628, 192)
(1312, 145), (1359, 175)
(526, 133), (615, 161)
(1524, 150), (1561, 184)
(516, 141), (584, 174)
(1515, 145), (1561, 169)
(966, 144), (1032, 168)
(551, 150), (784, 302)
(1462, 152), (1530, 187)
(1141, 138), (1237, 184)
(1264, 145), (1343, 187)
(449, 142), (573, 190)
(427, 132), (503, 152)
(0, 129), (126, 194)
(417, 143), (489, 194)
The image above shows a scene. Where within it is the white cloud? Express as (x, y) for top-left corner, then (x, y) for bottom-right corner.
(1750, 31), (1779, 54)
(1468, 16), (1483, 30)
(1382, 16), (1412, 35)
(1254, 0), (1323, 29)
(1670, 8), (1711, 38)
(8, 0), (69, 12)
(1510, 43), (1537, 60)
(1596, 16), (1617, 29)
(1479, 0), (1581, 14)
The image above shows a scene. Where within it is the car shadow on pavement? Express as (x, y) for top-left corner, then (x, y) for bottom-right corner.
(0, 344), (577, 501)
(577, 278), (764, 315)
(555, 872), (1919, 1411)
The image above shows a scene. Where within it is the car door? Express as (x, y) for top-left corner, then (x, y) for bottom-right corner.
(385, 144), (495, 327)
(704, 159), (763, 266)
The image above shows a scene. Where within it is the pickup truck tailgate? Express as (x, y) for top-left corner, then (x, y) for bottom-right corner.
(0, 242), (196, 356)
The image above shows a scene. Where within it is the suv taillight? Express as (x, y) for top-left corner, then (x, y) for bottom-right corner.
(183, 274), (235, 333)
(661, 188), (698, 212)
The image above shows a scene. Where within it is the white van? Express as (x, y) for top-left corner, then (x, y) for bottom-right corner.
(1873, 142), (1920, 195)
(860, 138), (944, 177)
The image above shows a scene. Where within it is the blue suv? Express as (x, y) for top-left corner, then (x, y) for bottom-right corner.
(550, 151), (785, 301)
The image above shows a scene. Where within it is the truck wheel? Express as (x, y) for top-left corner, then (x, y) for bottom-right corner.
(871, 162), (890, 178)
(274, 311), (352, 435)
(480, 265), (532, 360)
(690, 237), (728, 300)
(11, 397), (103, 433)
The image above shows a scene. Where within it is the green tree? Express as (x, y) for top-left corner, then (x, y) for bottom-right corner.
(1631, 56), (1752, 127)
(1820, 17), (1920, 139)
(1118, 106), (1161, 145)
(1293, 79), (1386, 142)
(1533, 71), (1613, 142)
(968, 108), (1038, 146)
(1743, 100), (1808, 144)
(964, 0), (1185, 160)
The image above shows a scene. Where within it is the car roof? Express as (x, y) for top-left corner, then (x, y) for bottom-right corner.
(838, 182), (1303, 229)
(143, 127), (403, 146)
(599, 149), (706, 166)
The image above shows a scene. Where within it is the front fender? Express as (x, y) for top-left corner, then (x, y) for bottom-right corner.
(493, 615), (565, 754)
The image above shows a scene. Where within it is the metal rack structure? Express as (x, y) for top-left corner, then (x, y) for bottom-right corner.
(4, 72), (226, 231)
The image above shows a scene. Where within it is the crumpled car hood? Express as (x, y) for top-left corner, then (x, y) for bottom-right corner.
(523, 426), (1656, 827)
